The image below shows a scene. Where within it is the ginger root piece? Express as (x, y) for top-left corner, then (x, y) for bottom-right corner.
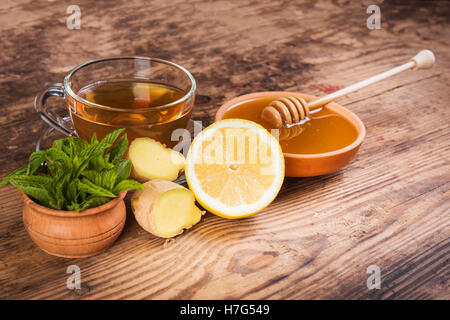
(128, 137), (185, 181)
(131, 180), (204, 238)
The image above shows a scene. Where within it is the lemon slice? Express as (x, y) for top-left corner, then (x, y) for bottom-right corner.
(185, 119), (285, 219)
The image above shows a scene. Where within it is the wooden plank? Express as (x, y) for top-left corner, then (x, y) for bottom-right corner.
(0, 0), (448, 299)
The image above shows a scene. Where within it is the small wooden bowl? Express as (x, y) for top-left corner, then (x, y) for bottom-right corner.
(215, 92), (366, 177)
(20, 190), (127, 258)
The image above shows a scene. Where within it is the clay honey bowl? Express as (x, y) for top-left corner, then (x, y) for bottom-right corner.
(215, 91), (366, 177)
(20, 190), (127, 258)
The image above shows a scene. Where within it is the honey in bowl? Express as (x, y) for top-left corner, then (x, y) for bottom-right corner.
(71, 80), (191, 147)
(222, 96), (358, 154)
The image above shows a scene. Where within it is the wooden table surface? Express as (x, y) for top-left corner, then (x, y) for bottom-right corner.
(0, 0), (448, 300)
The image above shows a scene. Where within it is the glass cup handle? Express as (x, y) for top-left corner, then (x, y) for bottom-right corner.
(34, 83), (76, 136)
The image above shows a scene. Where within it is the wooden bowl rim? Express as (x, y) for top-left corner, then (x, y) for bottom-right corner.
(214, 91), (366, 159)
(19, 190), (127, 217)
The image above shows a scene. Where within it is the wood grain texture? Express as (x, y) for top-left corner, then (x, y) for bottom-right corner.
(0, 0), (449, 299)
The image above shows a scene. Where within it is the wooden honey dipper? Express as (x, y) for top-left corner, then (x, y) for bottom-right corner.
(261, 50), (435, 131)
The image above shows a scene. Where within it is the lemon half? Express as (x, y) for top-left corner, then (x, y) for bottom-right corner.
(185, 119), (285, 219)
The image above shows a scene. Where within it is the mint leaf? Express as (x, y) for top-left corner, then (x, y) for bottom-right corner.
(79, 190), (87, 203)
(79, 142), (111, 160)
(0, 166), (28, 186)
(78, 196), (110, 212)
(8, 175), (53, 189)
(0, 179), (9, 187)
(27, 151), (46, 175)
(48, 196), (64, 210)
(81, 170), (102, 186)
(89, 154), (107, 172)
(67, 201), (81, 211)
(109, 133), (128, 164)
(91, 133), (99, 145)
(78, 178), (116, 198)
(50, 173), (70, 208)
(46, 147), (70, 162)
(74, 142), (111, 177)
(8, 182), (52, 207)
(113, 179), (144, 194)
(115, 160), (131, 183)
(23, 187), (53, 207)
(54, 138), (74, 158)
(101, 128), (125, 145)
(52, 139), (64, 150)
(71, 137), (89, 154)
(101, 169), (117, 191)
(66, 180), (78, 203)
(46, 147), (72, 172)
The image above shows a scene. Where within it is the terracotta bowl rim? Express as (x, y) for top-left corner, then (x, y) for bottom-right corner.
(19, 190), (127, 217)
(214, 91), (366, 159)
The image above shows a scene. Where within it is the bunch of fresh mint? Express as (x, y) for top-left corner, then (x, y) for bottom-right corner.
(0, 128), (143, 212)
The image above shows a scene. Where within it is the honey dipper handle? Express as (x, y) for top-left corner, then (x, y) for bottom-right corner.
(308, 50), (435, 109)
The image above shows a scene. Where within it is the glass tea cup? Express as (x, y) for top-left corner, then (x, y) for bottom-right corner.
(35, 57), (196, 148)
